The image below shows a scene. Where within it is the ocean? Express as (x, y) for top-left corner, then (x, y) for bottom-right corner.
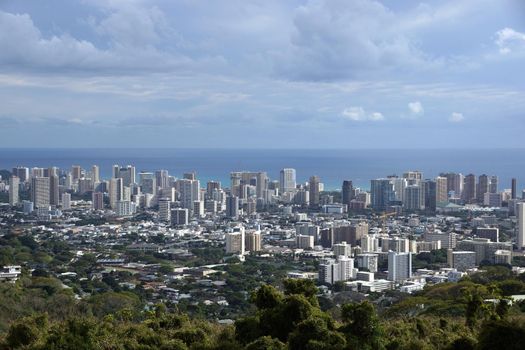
(0, 148), (524, 191)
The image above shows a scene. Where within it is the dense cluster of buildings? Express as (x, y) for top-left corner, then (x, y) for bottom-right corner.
(1, 164), (525, 295)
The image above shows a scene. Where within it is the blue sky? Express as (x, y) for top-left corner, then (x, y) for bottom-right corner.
(0, 0), (524, 148)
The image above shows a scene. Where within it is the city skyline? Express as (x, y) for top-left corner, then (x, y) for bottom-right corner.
(0, 0), (524, 148)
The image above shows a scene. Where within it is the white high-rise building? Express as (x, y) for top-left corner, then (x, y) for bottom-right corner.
(193, 200), (205, 218)
(31, 177), (50, 209)
(171, 208), (189, 226)
(245, 231), (262, 252)
(333, 242), (351, 257)
(61, 193), (71, 210)
(280, 168), (296, 193)
(9, 176), (19, 206)
(178, 178), (200, 210)
(387, 251), (412, 282)
(518, 203), (525, 249)
(92, 165), (100, 186)
(109, 178), (123, 209)
(158, 198), (171, 222)
(226, 227), (245, 254)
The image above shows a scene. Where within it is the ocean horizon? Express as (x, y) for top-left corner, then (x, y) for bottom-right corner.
(1, 148), (524, 191)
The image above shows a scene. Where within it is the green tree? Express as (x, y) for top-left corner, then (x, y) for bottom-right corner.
(340, 301), (383, 350)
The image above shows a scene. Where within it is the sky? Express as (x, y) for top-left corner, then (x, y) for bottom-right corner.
(0, 0), (524, 148)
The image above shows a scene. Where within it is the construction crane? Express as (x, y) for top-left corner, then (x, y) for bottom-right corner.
(379, 211), (396, 234)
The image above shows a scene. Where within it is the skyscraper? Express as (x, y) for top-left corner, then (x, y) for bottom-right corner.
(490, 175), (498, 193)
(404, 184), (424, 211)
(443, 172), (464, 198)
(92, 192), (104, 210)
(370, 179), (395, 211)
(518, 203), (525, 249)
(462, 174), (476, 204)
(226, 227), (245, 254)
(387, 251), (412, 282)
(309, 175), (320, 208)
(92, 165), (100, 185)
(49, 175), (60, 206)
(178, 178), (200, 209)
(158, 198), (171, 222)
(435, 176), (448, 204)
(512, 178), (517, 199)
(280, 168), (296, 193)
(109, 178), (124, 209)
(62, 193), (71, 210)
(31, 177), (50, 209)
(424, 180), (436, 212)
(155, 170), (169, 190)
(226, 196), (239, 219)
(71, 165), (82, 181)
(9, 176), (19, 206)
(477, 174), (490, 203)
(342, 180), (354, 206)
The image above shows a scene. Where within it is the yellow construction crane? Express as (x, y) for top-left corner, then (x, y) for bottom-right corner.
(379, 211), (396, 233)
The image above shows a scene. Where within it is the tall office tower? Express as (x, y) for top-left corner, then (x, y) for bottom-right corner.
(512, 178), (517, 199)
(225, 227), (245, 254)
(31, 177), (50, 209)
(193, 200), (204, 218)
(158, 198), (171, 222)
(424, 180), (437, 212)
(443, 172), (464, 198)
(490, 176), (498, 193)
(12, 167), (29, 182)
(435, 176), (448, 204)
(390, 177), (407, 203)
(245, 231), (262, 252)
(387, 251), (412, 282)
(61, 193), (71, 210)
(71, 165), (82, 181)
(178, 178), (200, 209)
(139, 172), (156, 195)
(92, 192), (104, 210)
(206, 181), (221, 197)
(342, 180), (354, 206)
(370, 179), (395, 211)
(112, 165), (120, 178)
(403, 171), (423, 184)
(462, 174), (476, 204)
(226, 195), (239, 219)
(49, 175), (60, 206)
(109, 178), (124, 209)
(118, 165), (136, 187)
(280, 168), (297, 193)
(155, 170), (169, 190)
(92, 165), (100, 185)
(518, 203), (525, 249)
(230, 172), (269, 199)
(183, 172), (196, 180)
(477, 174), (490, 203)
(46, 167), (59, 177)
(404, 184), (424, 211)
(309, 175), (321, 208)
(9, 176), (19, 206)
(171, 208), (189, 226)
(32, 167), (44, 178)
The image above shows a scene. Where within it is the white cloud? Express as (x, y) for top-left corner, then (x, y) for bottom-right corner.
(449, 112), (464, 122)
(341, 107), (384, 121)
(408, 101), (424, 116)
(495, 27), (525, 55)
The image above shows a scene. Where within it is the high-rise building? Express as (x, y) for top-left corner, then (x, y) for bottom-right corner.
(61, 193), (71, 210)
(436, 176), (448, 204)
(71, 165), (82, 181)
(387, 251), (412, 282)
(178, 178), (200, 209)
(206, 181), (221, 198)
(31, 177), (50, 209)
(512, 178), (517, 199)
(226, 227), (245, 254)
(356, 253), (378, 273)
(463, 174), (476, 204)
(490, 176), (498, 194)
(342, 180), (354, 206)
(280, 168), (296, 193)
(245, 231), (262, 252)
(109, 178), (124, 209)
(12, 167), (29, 182)
(193, 200), (204, 218)
(9, 176), (19, 206)
(171, 208), (189, 226)
(92, 165), (100, 185)
(370, 179), (395, 211)
(117, 165), (136, 186)
(477, 174), (490, 203)
(139, 172), (156, 195)
(226, 196), (239, 219)
(49, 175), (60, 206)
(333, 241), (351, 257)
(158, 198), (171, 222)
(155, 170), (169, 190)
(518, 203), (525, 249)
(424, 180), (437, 212)
(403, 171), (423, 182)
(443, 172), (464, 198)
(230, 171), (269, 199)
(404, 185), (424, 211)
(309, 176), (320, 207)
(92, 192), (104, 210)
